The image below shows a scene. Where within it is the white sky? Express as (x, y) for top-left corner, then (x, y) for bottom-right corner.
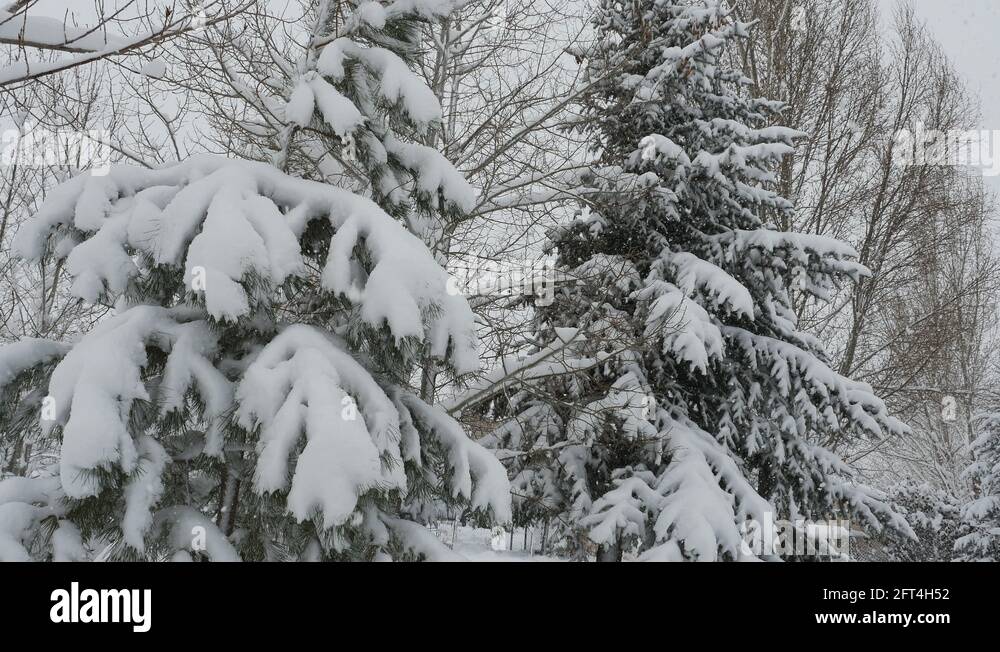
(897, 0), (1000, 193)
(19, 0), (1000, 190)
(26, 1), (1000, 127)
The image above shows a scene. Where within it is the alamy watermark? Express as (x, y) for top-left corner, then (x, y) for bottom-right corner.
(1, 127), (111, 176)
(790, 5), (807, 32)
(892, 121), (1000, 177)
(50, 581), (151, 632)
(941, 395), (957, 422)
(740, 513), (851, 559)
(447, 258), (558, 306)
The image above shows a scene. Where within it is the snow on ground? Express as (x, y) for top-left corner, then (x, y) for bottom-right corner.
(430, 524), (563, 561)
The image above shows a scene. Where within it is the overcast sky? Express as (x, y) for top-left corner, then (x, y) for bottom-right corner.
(892, 0), (1000, 191)
(902, 0), (1000, 122)
(21, 0), (1000, 189)
(27, 0), (1000, 133)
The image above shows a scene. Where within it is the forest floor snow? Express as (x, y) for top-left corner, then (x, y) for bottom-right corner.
(431, 524), (563, 561)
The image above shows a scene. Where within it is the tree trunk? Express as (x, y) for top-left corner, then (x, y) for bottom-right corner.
(420, 353), (438, 403)
(3, 435), (24, 475)
(596, 536), (622, 562)
(217, 468), (240, 536)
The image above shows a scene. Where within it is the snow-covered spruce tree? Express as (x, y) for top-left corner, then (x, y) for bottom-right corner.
(202, 0), (474, 250)
(955, 412), (1000, 561)
(482, 0), (912, 561)
(216, 0), (478, 403)
(872, 480), (961, 562)
(0, 8), (510, 563)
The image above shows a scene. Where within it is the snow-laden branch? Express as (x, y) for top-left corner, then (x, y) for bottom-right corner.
(0, 7), (126, 53)
(0, 1), (253, 88)
(444, 328), (613, 416)
(13, 154), (478, 373)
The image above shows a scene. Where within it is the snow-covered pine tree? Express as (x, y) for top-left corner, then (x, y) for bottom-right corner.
(229, 0), (475, 249)
(955, 412), (1000, 561)
(482, 0), (912, 560)
(875, 480), (961, 562)
(221, 0), (477, 403)
(0, 1), (510, 563)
